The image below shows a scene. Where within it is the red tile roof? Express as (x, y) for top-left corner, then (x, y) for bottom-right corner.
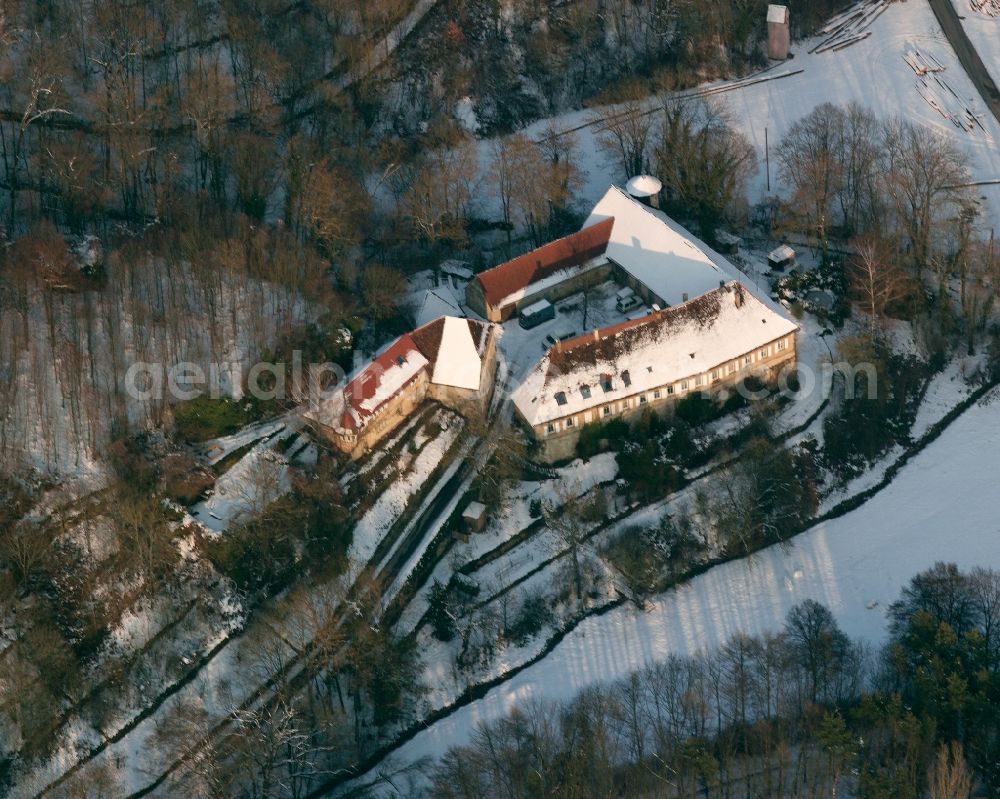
(475, 218), (615, 309)
(337, 317), (490, 433)
(339, 334), (425, 432)
(548, 285), (740, 372)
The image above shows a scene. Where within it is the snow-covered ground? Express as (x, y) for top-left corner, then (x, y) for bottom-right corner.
(349, 410), (464, 579)
(460, 0), (1000, 233)
(952, 0), (1000, 95)
(345, 388), (1000, 792)
(911, 351), (987, 438)
(392, 452), (618, 637)
(494, 280), (634, 382)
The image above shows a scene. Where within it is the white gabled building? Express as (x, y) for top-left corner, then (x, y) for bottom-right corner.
(584, 185), (728, 309)
(512, 282), (798, 462)
(304, 316), (498, 460)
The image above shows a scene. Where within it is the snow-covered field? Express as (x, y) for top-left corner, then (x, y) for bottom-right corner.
(347, 389), (1000, 791)
(952, 0), (1000, 92)
(463, 0), (1000, 232)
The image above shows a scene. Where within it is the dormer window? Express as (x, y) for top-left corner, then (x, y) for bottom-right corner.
(580, 384), (592, 399)
(396, 355), (407, 367)
(601, 375), (613, 393)
(555, 391), (568, 406)
(622, 370), (632, 387)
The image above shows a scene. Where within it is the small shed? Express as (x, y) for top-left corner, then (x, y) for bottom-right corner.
(715, 230), (741, 255)
(439, 260), (474, 292)
(461, 501), (487, 533)
(768, 244), (796, 271)
(767, 5), (790, 61)
(439, 259), (474, 286)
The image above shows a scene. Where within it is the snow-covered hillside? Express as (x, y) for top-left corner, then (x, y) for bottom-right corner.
(475, 0), (1000, 230)
(348, 388), (1000, 789)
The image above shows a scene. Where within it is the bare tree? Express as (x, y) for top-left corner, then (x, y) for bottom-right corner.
(0, 521), (53, 590)
(233, 450), (287, 522)
(361, 264), (407, 321)
(542, 486), (604, 602)
(835, 103), (884, 236)
(116, 491), (178, 583)
(594, 98), (654, 182)
(848, 234), (908, 339)
(927, 741), (973, 799)
(285, 141), (370, 256)
(882, 118), (972, 272)
(654, 97), (757, 239)
(969, 567), (1000, 661)
(402, 133), (478, 248)
(777, 103), (845, 255)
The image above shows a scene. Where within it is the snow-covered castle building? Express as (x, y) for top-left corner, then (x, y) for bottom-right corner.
(309, 184), (798, 464)
(305, 316), (498, 460)
(494, 185), (799, 461)
(466, 186), (732, 322)
(512, 282), (798, 462)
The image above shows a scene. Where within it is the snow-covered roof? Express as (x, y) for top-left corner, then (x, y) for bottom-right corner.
(584, 187), (724, 308)
(305, 316), (492, 436)
(474, 219), (615, 310)
(769, 244), (796, 262)
(767, 4), (788, 24)
(430, 315), (484, 390)
(462, 501), (486, 520)
(512, 282), (798, 427)
(414, 286), (463, 327)
(625, 174), (663, 198)
(440, 260), (474, 280)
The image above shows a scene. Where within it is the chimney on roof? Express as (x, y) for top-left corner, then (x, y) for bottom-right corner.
(734, 286), (744, 308)
(682, 292), (689, 303)
(592, 329), (600, 342)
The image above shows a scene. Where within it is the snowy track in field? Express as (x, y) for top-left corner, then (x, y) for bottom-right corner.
(338, 389), (1000, 796)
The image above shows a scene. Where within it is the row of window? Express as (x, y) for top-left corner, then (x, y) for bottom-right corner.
(542, 336), (791, 435)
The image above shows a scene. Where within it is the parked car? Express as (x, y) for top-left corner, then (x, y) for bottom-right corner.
(519, 299), (555, 329)
(616, 292), (641, 313)
(543, 329), (578, 350)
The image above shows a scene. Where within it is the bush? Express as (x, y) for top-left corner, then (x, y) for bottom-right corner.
(173, 396), (275, 443)
(428, 580), (456, 641)
(674, 393), (722, 427)
(602, 525), (658, 596)
(204, 471), (351, 595)
(575, 421), (604, 459)
(575, 417), (630, 459)
(821, 341), (931, 478)
(603, 514), (706, 596)
(203, 521), (297, 595)
(107, 432), (159, 489)
(507, 592), (552, 645)
(615, 440), (684, 501)
(162, 453), (214, 504)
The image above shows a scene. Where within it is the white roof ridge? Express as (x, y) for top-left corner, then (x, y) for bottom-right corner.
(607, 185), (721, 272)
(430, 315), (484, 390)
